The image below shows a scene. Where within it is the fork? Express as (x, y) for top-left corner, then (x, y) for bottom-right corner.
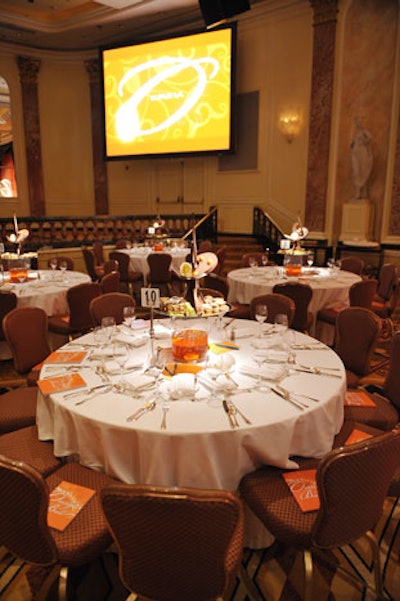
(228, 399), (252, 424)
(160, 401), (170, 430)
(126, 399), (157, 422)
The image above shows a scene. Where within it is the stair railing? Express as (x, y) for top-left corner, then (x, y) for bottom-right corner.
(253, 207), (283, 251)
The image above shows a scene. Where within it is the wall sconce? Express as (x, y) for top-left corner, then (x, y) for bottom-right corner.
(278, 111), (302, 143)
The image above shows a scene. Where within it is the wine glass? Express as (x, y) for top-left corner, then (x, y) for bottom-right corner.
(254, 303), (268, 337)
(101, 316), (116, 342)
(49, 257), (57, 277)
(248, 256), (258, 278)
(123, 305), (136, 328)
(261, 251), (269, 266)
(307, 252), (314, 268)
(274, 313), (289, 338)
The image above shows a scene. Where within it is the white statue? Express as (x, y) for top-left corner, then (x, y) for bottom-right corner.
(350, 117), (373, 200)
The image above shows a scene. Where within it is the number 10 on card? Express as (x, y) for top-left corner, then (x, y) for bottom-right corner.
(141, 287), (160, 308)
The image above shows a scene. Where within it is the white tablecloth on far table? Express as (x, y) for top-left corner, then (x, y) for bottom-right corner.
(37, 317), (345, 547)
(227, 266), (361, 338)
(119, 247), (190, 283)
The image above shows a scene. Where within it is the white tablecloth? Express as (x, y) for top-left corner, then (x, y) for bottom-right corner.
(37, 317), (345, 545)
(227, 266), (361, 338)
(119, 247), (190, 283)
(0, 270), (91, 316)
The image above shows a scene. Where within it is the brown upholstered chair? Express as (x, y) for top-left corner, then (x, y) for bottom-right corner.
(214, 244), (227, 275)
(3, 306), (51, 385)
(0, 455), (117, 601)
(147, 252), (173, 296)
(99, 270), (120, 294)
(344, 331), (400, 431)
(103, 259), (119, 274)
(202, 273), (229, 299)
(82, 247), (104, 281)
(239, 429), (400, 601)
(372, 263), (399, 318)
(90, 292), (135, 326)
(115, 239), (132, 249)
(101, 484), (250, 601)
(242, 252), (263, 267)
(109, 251), (143, 296)
(273, 281), (314, 333)
(316, 278), (378, 329)
(250, 293), (296, 326)
(0, 425), (61, 476)
(48, 282), (102, 339)
(198, 240), (213, 252)
(92, 240), (105, 265)
(47, 256), (74, 270)
(0, 387), (38, 434)
(339, 255), (365, 275)
(0, 291), (17, 342)
(334, 307), (382, 389)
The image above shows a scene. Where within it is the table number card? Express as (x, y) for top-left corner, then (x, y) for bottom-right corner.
(282, 469), (320, 512)
(37, 373), (86, 396)
(47, 480), (96, 531)
(344, 391), (376, 407)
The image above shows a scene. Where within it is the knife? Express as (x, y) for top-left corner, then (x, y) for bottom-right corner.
(223, 399), (236, 428)
(74, 384), (113, 405)
(294, 367), (341, 378)
(271, 387), (306, 410)
(64, 383), (110, 399)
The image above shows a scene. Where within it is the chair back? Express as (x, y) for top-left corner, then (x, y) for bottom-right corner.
(115, 239), (131, 249)
(82, 247), (100, 281)
(0, 453), (58, 565)
(104, 259), (119, 275)
(101, 484), (244, 601)
(377, 263), (397, 300)
(47, 256), (74, 270)
(382, 331), (400, 411)
(92, 241), (105, 265)
(100, 271), (120, 294)
(3, 306), (51, 374)
(272, 282), (313, 332)
(312, 429), (400, 548)
(202, 273), (229, 298)
(198, 240), (213, 253)
(109, 251), (131, 281)
(90, 292), (135, 326)
(67, 282), (102, 331)
(214, 245), (227, 275)
(242, 252), (263, 267)
(339, 256), (365, 275)
(349, 278), (378, 309)
(147, 253), (172, 284)
(335, 307), (381, 376)
(0, 291), (17, 342)
(250, 293), (296, 326)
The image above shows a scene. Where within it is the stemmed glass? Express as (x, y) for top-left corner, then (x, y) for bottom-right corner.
(307, 252), (314, 268)
(60, 260), (68, 282)
(248, 256), (258, 278)
(49, 257), (57, 278)
(254, 303), (268, 337)
(274, 313), (289, 338)
(123, 305), (136, 328)
(261, 252), (269, 266)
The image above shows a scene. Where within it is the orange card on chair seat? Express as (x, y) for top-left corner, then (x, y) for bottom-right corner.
(37, 372), (86, 396)
(47, 480), (96, 531)
(345, 428), (373, 446)
(44, 350), (88, 364)
(282, 469), (320, 512)
(344, 391), (376, 407)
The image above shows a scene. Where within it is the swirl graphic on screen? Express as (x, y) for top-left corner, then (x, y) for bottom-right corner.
(114, 56), (220, 142)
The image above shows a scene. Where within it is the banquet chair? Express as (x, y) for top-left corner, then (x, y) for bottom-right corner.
(109, 251), (143, 297)
(90, 292), (135, 326)
(147, 252), (173, 296)
(101, 484), (257, 601)
(250, 293), (296, 326)
(0, 454), (117, 601)
(92, 240), (105, 265)
(343, 331), (400, 431)
(372, 263), (399, 318)
(103, 258), (119, 274)
(242, 252), (263, 267)
(3, 306), (51, 386)
(47, 256), (74, 270)
(273, 281), (314, 333)
(0, 290), (17, 341)
(0, 425), (62, 476)
(198, 239), (213, 252)
(99, 270), (120, 294)
(339, 255), (365, 275)
(82, 247), (104, 281)
(0, 387), (38, 434)
(48, 281), (102, 339)
(334, 307), (382, 389)
(115, 239), (131, 249)
(239, 429), (400, 601)
(214, 244), (227, 275)
(316, 278), (378, 331)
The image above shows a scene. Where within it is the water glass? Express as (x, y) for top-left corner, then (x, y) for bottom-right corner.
(274, 313), (289, 337)
(254, 303), (268, 336)
(123, 305), (136, 327)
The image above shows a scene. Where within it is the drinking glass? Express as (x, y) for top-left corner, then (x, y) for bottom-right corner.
(274, 313), (289, 337)
(248, 256), (258, 278)
(261, 252), (269, 266)
(49, 257), (57, 276)
(254, 303), (268, 337)
(307, 252), (314, 268)
(101, 316), (116, 342)
(123, 305), (136, 328)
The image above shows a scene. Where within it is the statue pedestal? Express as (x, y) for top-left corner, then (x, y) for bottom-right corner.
(339, 200), (374, 244)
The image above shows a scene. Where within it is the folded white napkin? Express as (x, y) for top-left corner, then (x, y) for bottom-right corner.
(254, 349), (288, 363)
(252, 335), (283, 349)
(240, 363), (287, 381)
(124, 356), (144, 370)
(121, 373), (154, 391)
(233, 327), (257, 339)
(103, 360), (122, 374)
(154, 325), (171, 340)
(168, 373), (196, 399)
(207, 354), (236, 372)
(90, 348), (126, 359)
(113, 333), (147, 348)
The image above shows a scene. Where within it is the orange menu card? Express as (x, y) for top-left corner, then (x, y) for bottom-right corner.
(37, 373), (86, 396)
(44, 351), (87, 364)
(282, 469), (320, 512)
(47, 480), (96, 531)
(345, 428), (373, 446)
(344, 391), (376, 407)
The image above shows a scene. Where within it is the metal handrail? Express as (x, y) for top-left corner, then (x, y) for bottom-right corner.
(181, 206), (218, 240)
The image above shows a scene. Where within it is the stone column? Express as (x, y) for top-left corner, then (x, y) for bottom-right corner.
(17, 56), (45, 216)
(85, 59), (109, 216)
(304, 0), (339, 232)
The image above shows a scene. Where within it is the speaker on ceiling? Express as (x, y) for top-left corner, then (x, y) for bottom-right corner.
(199, 0), (251, 28)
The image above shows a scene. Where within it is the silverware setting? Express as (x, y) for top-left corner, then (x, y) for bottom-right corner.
(64, 383), (111, 400)
(126, 399), (157, 422)
(271, 387), (308, 411)
(223, 399), (237, 428)
(227, 399), (252, 424)
(160, 401), (170, 430)
(275, 384), (319, 404)
(74, 384), (114, 405)
(294, 366), (341, 377)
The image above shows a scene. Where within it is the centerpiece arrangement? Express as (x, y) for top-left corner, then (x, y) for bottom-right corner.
(3, 213), (32, 282)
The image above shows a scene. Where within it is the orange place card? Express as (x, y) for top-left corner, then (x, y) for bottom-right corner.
(282, 469), (320, 512)
(44, 351), (87, 364)
(344, 391), (376, 407)
(163, 363), (204, 378)
(37, 372), (86, 396)
(47, 480), (96, 531)
(345, 428), (373, 446)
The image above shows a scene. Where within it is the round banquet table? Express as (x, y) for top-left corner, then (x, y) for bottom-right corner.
(36, 317), (345, 547)
(227, 266), (361, 337)
(119, 247), (190, 283)
(0, 269), (91, 316)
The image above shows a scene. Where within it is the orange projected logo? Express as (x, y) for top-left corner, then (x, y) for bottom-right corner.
(103, 28), (233, 157)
